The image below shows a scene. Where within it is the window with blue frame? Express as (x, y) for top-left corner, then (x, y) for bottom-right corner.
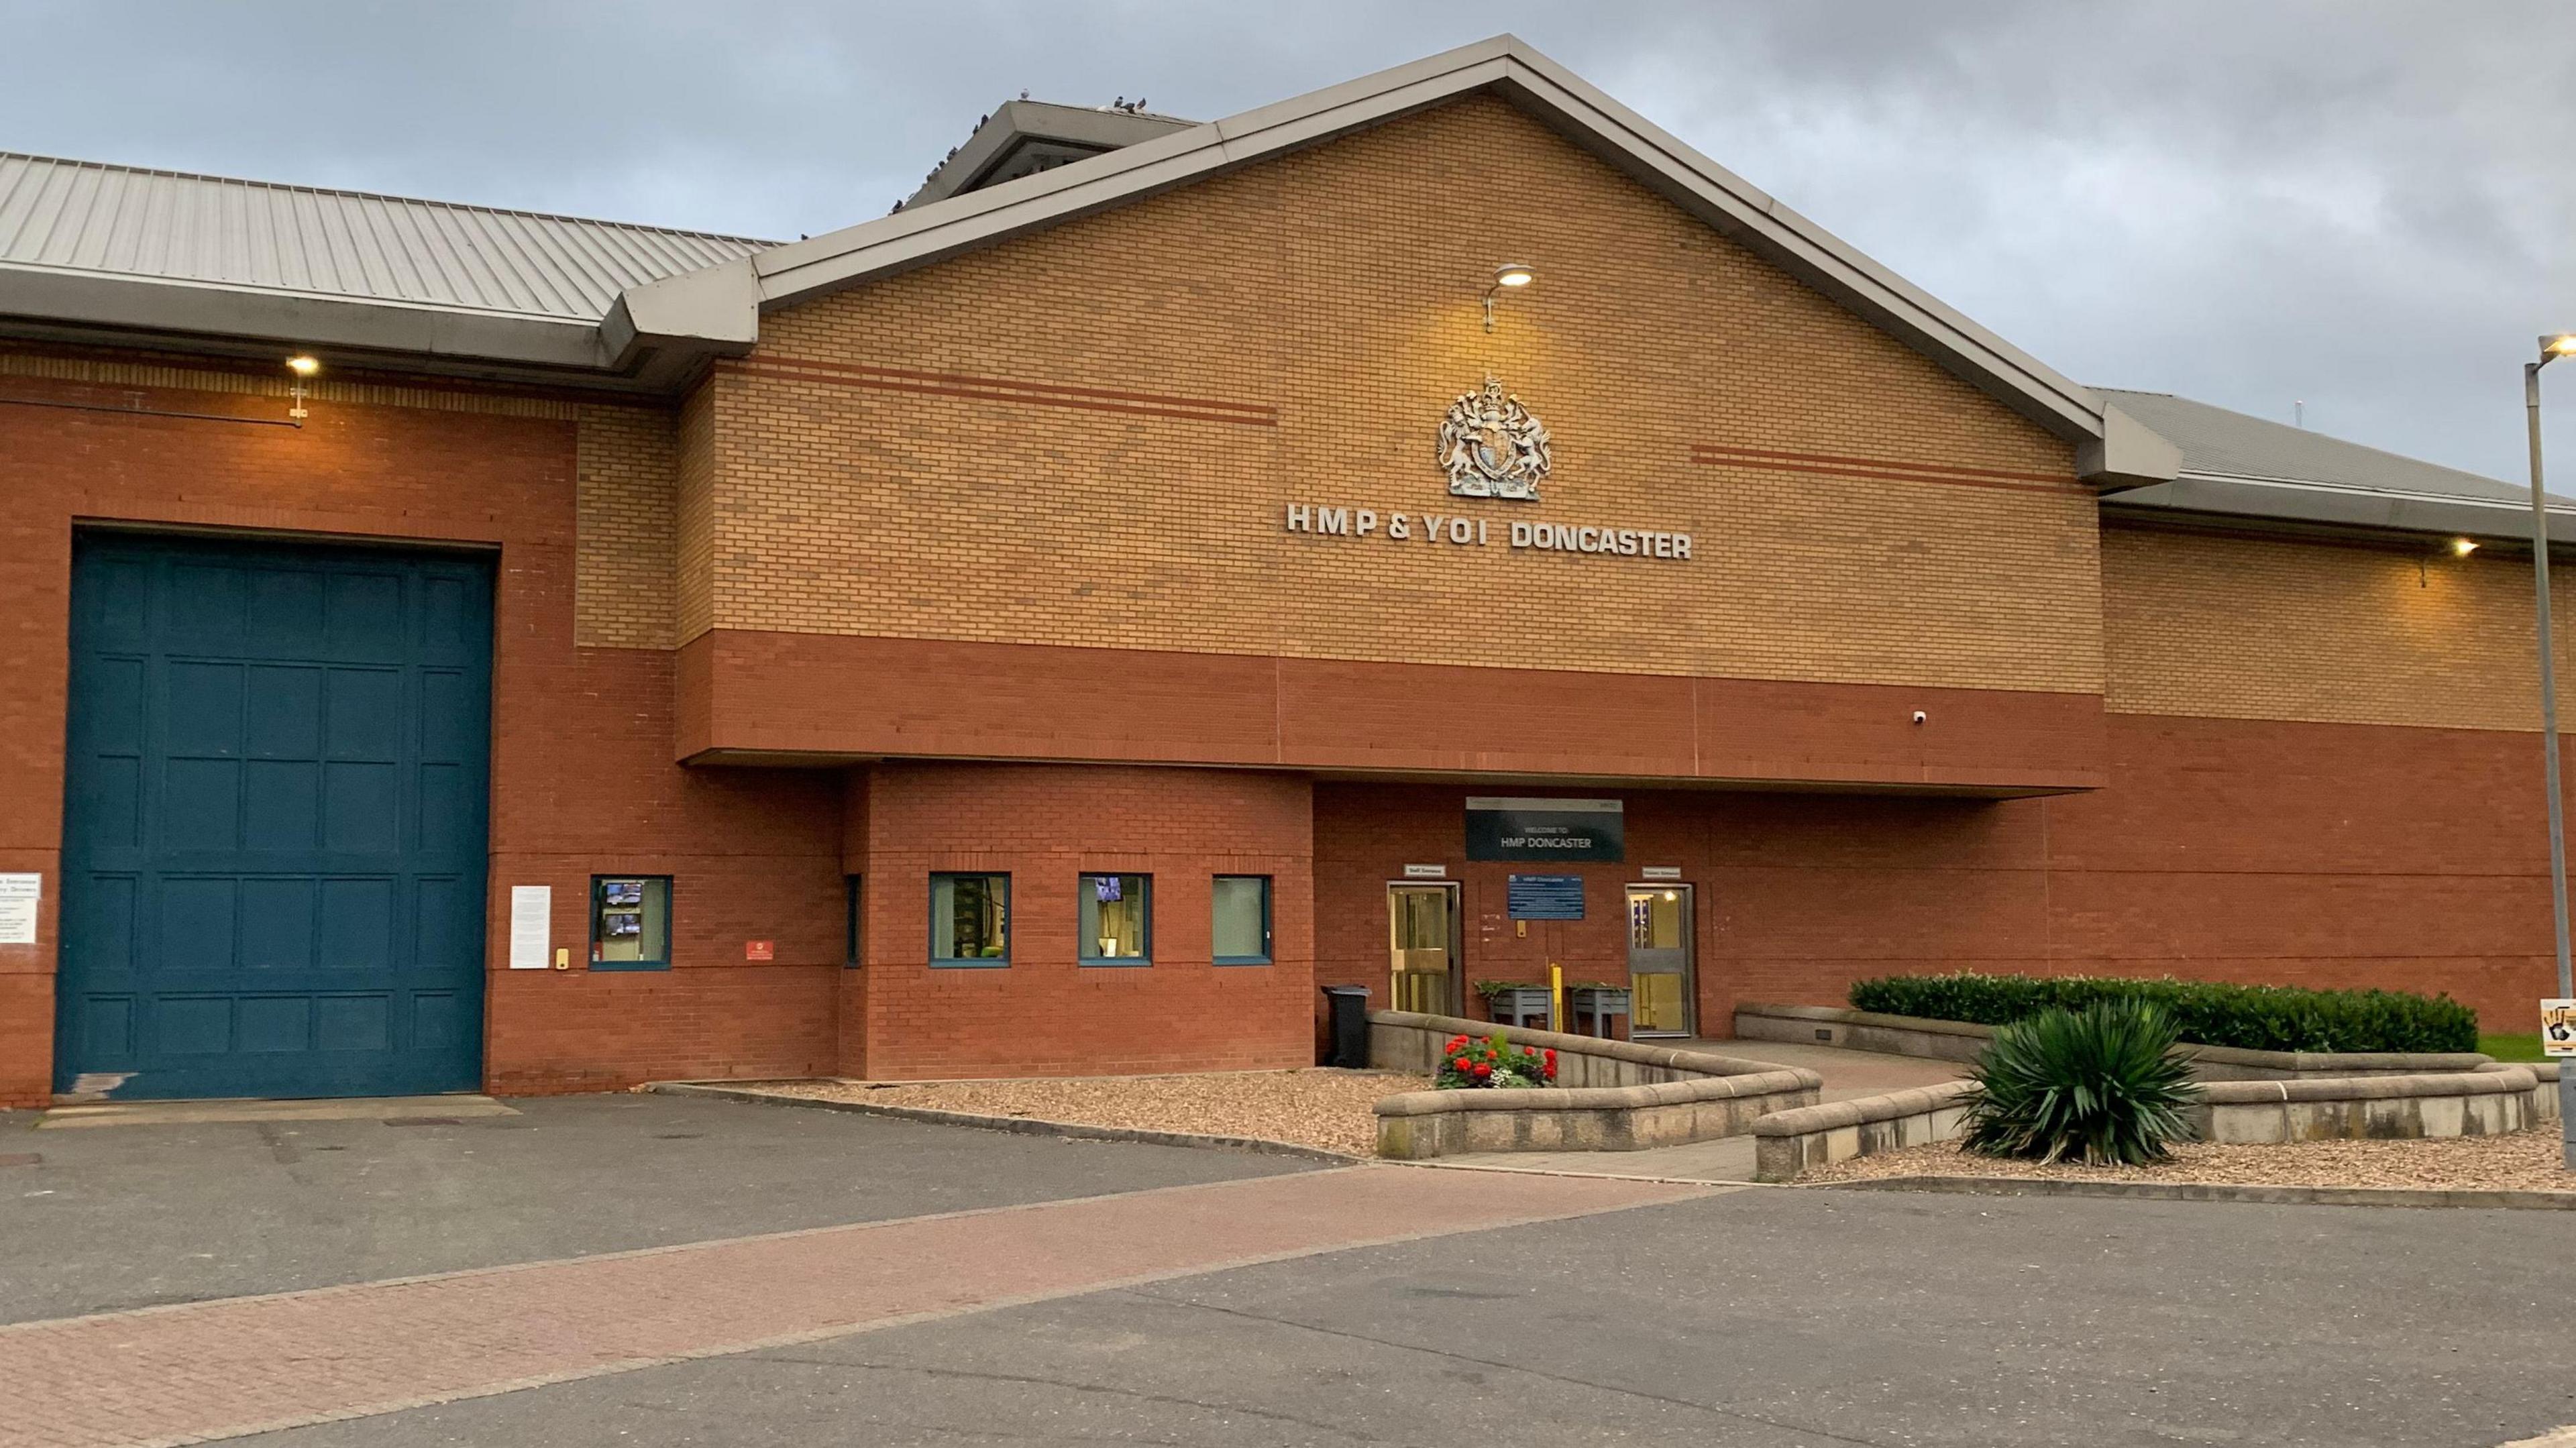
(590, 875), (672, 970)
(1212, 875), (1272, 965)
(931, 873), (1009, 966)
(1079, 873), (1150, 965)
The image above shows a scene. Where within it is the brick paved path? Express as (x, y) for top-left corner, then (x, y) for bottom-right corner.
(0, 1164), (1703, 1448)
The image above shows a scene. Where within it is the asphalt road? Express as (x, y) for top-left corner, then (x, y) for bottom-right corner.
(229, 1184), (2576, 1448)
(0, 1094), (1307, 1323)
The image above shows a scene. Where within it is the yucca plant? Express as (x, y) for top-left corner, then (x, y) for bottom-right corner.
(1960, 1000), (2201, 1166)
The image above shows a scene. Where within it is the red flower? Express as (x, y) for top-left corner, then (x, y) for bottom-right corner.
(1472, 1062), (1493, 1077)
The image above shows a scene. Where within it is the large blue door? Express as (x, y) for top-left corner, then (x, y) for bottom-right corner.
(56, 535), (492, 1099)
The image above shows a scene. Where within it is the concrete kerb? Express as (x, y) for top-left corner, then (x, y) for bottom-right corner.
(643, 1082), (1359, 1164)
(1818, 1174), (2576, 1211)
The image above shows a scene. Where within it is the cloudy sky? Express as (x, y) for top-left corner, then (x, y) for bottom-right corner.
(5, 1), (2571, 481)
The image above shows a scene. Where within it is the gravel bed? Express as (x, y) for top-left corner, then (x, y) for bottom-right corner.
(1800, 1129), (2576, 1192)
(763, 1070), (1428, 1157)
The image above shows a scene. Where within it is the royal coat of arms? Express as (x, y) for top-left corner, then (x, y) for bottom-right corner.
(1437, 374), (1552, 500)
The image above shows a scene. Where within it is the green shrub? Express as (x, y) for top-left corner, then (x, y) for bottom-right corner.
(1847, 972), (2477, 1054)
(1960, 1001), (2200, 1166)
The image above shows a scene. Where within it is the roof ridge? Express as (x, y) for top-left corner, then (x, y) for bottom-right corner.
(0, 149), (780, 247)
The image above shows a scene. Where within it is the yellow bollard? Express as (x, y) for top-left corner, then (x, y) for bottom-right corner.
(1550, 962), (1564, 1034)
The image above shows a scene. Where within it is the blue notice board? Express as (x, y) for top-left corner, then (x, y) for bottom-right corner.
(1507, 874), (1585, 920)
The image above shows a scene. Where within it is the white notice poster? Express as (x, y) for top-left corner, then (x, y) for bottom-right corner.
(508, 885), (552, 970)
(0, 873), (38, 945)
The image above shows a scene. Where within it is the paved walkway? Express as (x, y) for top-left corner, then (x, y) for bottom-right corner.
(0, 1165), (1699, 1448)
(1675, 1037), (1967, 1101)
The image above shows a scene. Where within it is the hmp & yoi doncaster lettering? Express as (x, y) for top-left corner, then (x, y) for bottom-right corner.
(1281, 505), (1693, 559)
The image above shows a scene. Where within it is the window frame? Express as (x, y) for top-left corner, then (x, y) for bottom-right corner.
(843, 874), (863, 968)
(1211, 873), (1274, 966)
(1077, 872), (1153, 967)
(588, 873), (674, 972)
(928, 871), (1012, 968)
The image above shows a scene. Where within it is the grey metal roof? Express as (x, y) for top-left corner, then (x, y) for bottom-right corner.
(2098, 388), (2531, 502)
(2098, 387), (2576, 541)
(0, 151), (773, 324)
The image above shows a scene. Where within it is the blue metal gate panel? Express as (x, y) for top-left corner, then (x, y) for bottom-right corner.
(56, 535), (493, 1100)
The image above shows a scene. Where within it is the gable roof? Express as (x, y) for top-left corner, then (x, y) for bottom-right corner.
(608, 34), (2176, 488)
(905, 101), (1198, 208)
(2097, 388), (2576, 542)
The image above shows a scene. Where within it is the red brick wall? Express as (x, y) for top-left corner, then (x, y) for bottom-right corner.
(1314, 714), (2565, 1037)
(680, 628), (2104, 791)
(849, 762), (1315, 1079)
(0, 367), (845, 1106)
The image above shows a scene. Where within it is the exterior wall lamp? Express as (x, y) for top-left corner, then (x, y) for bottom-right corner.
(1482, 264), (1535, 333)
(2420, 537), (2478, 586)
(286, 354), (319, 422)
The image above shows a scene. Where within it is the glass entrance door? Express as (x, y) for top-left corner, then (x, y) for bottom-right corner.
(1387, 883), (1460, 1016)
(1625, 885), (1695, 1037)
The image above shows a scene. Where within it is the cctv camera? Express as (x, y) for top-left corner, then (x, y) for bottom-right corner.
(1911, 710), (1927, 726)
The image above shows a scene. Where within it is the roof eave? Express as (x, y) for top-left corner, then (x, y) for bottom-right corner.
(0, 262), (616, 372)
(2106, 471), (2576, 544)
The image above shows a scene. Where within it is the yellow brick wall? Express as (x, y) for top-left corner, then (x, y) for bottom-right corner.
(674, 382), (719, 647)
(3, 343), (678, 652)
(574, 404), (678, 649)
(2102, 521), (2572, 730)
(691, 95), (2102, 693)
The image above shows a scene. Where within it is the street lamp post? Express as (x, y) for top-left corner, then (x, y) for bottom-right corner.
(2526, 331), (2576, 1167)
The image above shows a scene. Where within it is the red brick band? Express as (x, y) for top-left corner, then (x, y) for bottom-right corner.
(1691, 443), (2089, 497)
(730, 358), (1279, 428)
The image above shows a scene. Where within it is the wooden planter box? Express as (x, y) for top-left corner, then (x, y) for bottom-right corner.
(1567, 987), (1632, 1040)
(1479, 987), (1554, 1028)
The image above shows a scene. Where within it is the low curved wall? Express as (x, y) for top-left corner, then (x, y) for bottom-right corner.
(1367, 1011), (1820, 1159)
(1752, 1067), (2544, 1181)
(2196, 1069), (2538, 1143)
(1734, 1003), (2493, 1080)
(1753, 1082), (1977, 1182)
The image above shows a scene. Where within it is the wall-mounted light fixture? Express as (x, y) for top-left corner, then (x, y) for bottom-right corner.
(2422, 536), (2482, 585)
(1482, 264), (1535, 333)
(285, 355), (319, 421)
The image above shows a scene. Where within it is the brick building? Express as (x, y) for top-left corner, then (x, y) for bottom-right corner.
(1, 37), (2566, 1105)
